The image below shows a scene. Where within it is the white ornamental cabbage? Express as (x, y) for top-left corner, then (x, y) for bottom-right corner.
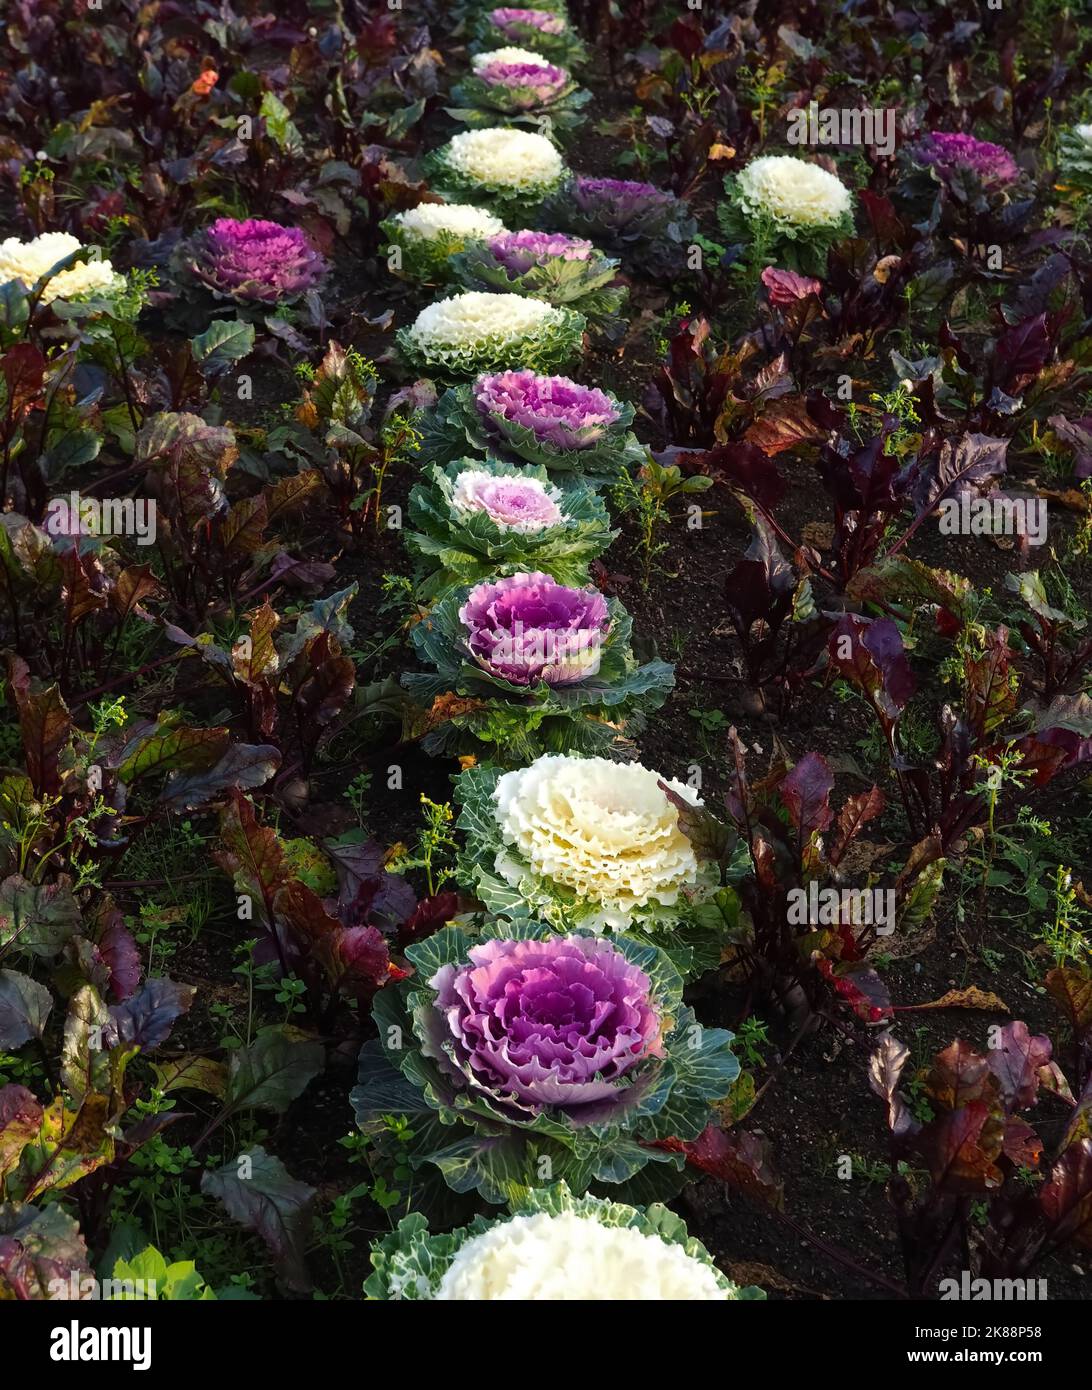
(492, 753), (701, 929)
(735, 154), (852, 229)
(0, 232), (123, 303)
(428, 128), (567, 216)
(397, 291), (583, 377)
(392, 203), (507, 243)
(471, 46), (554, 70)
(365, 1184), (764, 1302)
(435, 1210), (732, 1300)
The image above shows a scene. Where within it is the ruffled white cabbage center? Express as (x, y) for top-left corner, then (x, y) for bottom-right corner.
(394, 203), (507, 242)
(736, 155), (852, 228)
(0, 231), (122, 304)
(406, 291), (560, 350)
(493, 754), (700, 928)
(472, 46), (553, 70)
(435, 1210), (730, 1299)
(443, 128), (564, 189)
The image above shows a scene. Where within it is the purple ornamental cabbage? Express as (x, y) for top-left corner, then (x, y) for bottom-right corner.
(570, 177), (676, 232)
(428, 933), (663, 1110)
(189, 218), (328, 303)
(540, 176), (695, 275)
(479, 7), (583, 69)
(490, 6), (566, 35)
(574, 176), (673, 207)
(912, 132), (1019, 188)
(477, 58), (570, 107)
(459, 571), (610, 684)
(487, 230), (593, 274)
(473, 369), (622, 450)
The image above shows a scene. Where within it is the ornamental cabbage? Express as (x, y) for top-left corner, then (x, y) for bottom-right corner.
(539, 175), (696, 277)
(911, 131), (1019, 188)
(733, 155), (854, 230)
(0, 232), (124, 305)
(489, 230), (593, 271)
(432, 930), (661, 1106)
(448, 51), (589, 137)
(454, 753), (715, 935)
(459, 572), (610, 686)
(417, 370), (644, 482)
(367, 1185), (764, 1300)
(406, 454), (615, 596)
(475, 45), (556, 67)
(426, 128), (567, 218)
(450, 467), (565, 532)
(381, 203), (507, 283)
(472, 8), (588, 68)
(892, 127), (1029, 243)
(186, 218), (327, 304)
(352, 919), (740, 1201)
(720, 155), (854, 275)
(1059, 123), (1092, 200)
(403, 575), (673, 759)
(451, 231), (626, 329)
(396, 291), (586, 378)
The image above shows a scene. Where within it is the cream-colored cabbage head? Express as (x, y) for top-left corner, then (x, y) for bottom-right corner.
(443, 128), (564, 190)
(736, 154), (852, 228)
(393, 203), (507, 242)
(404, 291), (560, 351)
(492, 753), (701, 929)
(0, 232), (123, 303)
(435, 1210), (732, 1300)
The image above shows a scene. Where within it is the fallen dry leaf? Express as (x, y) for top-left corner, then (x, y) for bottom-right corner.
(425, 693), (486, 729)
(744, 396), (824, 457)
(1041, 487), (1092, 514)
(900, 986), (1010, 1013)
(873, 255), (903, 284)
